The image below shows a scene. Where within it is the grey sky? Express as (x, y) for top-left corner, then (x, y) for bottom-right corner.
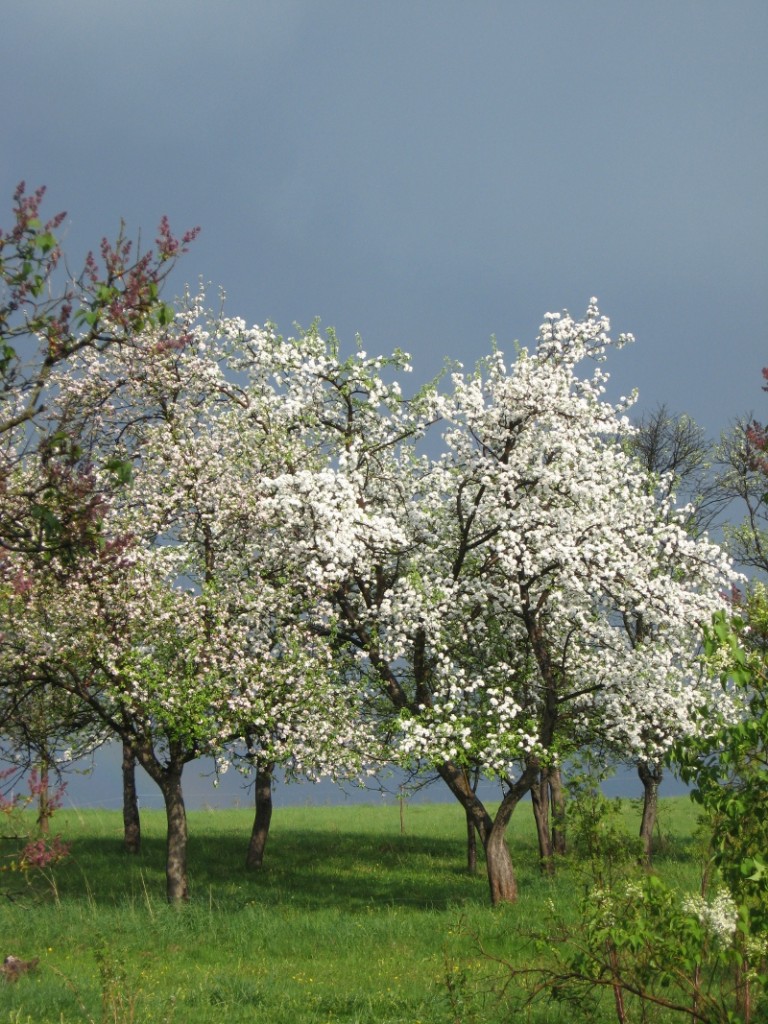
(3, 2), (766, 433)
(2, 2), (767, 807)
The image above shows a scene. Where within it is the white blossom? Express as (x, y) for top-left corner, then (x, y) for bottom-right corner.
(682, 888), (739, 946)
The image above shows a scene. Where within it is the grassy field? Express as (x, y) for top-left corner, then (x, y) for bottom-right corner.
(0, 796), (705, 1023)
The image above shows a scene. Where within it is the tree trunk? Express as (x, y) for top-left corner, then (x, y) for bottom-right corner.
(549, 766), (567, 856)
(466, 809), (478, 875)
(121, 739), (141, 854)
(485, 820), (519, 904)
(530, 772), (554, 875)
(464, 767), (481, 875)
(638, 761), (663, 865)
(245, 761), (274, 870)
(437, 760), (538, 904)
(158, 768), (189, 903)
(530, 766), (566, 871)
(35, 763), (51, 834)
(120, 739), (191, 903)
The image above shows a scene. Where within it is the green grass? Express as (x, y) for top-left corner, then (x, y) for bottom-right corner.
(0, 798), (705, 1023)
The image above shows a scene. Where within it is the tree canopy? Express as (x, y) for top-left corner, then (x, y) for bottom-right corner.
(0, 186), (746, 904)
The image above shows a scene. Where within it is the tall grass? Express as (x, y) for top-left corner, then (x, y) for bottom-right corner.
(0, 798), (703, 1023)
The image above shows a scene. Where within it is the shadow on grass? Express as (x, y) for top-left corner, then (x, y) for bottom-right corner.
(45, 798), (701, 911)
(53, 825), (494, 910)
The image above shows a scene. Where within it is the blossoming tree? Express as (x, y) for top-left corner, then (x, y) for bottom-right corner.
(265, 302), (736, 904)
(1, 305), (380, 900)
(619, 404), (727, 862)
(0, 184), (198, 831)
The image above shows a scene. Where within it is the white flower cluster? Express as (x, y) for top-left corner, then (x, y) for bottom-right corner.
(682, 888), (739, 947)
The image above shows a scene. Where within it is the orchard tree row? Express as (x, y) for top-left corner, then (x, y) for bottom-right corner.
(0, 187), (762, 906)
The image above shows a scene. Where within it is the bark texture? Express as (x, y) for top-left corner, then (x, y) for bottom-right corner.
(133, 743), (190, 903)
(549, 767), (567, 856)
(485, 823), (519, 903)
(530, 773), (555, 875)
(529, 766), (567, 873)
(121, 739), (141, 854)
(245, 762), (274, 870)
(437, 760), (539, 904)
(159, 768), (189, 903)
(465, 810), (478, 875)
(36, 763), (51, 834)
(463, 768), (481, 875)
(638, 760), (663, 865)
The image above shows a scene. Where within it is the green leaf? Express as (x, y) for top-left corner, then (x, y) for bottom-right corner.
(156, 303), (174, 327)
(36, 231), (57, 254)
(104, 458), (133, 485)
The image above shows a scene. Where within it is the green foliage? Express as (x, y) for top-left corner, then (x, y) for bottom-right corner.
(565, 756), (640, 883)
(676, 604), (768, 933)
(0, 183), (197, 565)
(531, 873), (762, 1024)
(0, 772), (70, 902)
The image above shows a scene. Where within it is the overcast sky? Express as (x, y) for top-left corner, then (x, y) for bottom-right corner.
(3, 2), (767, 807)
(3, 1), (766, 437)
